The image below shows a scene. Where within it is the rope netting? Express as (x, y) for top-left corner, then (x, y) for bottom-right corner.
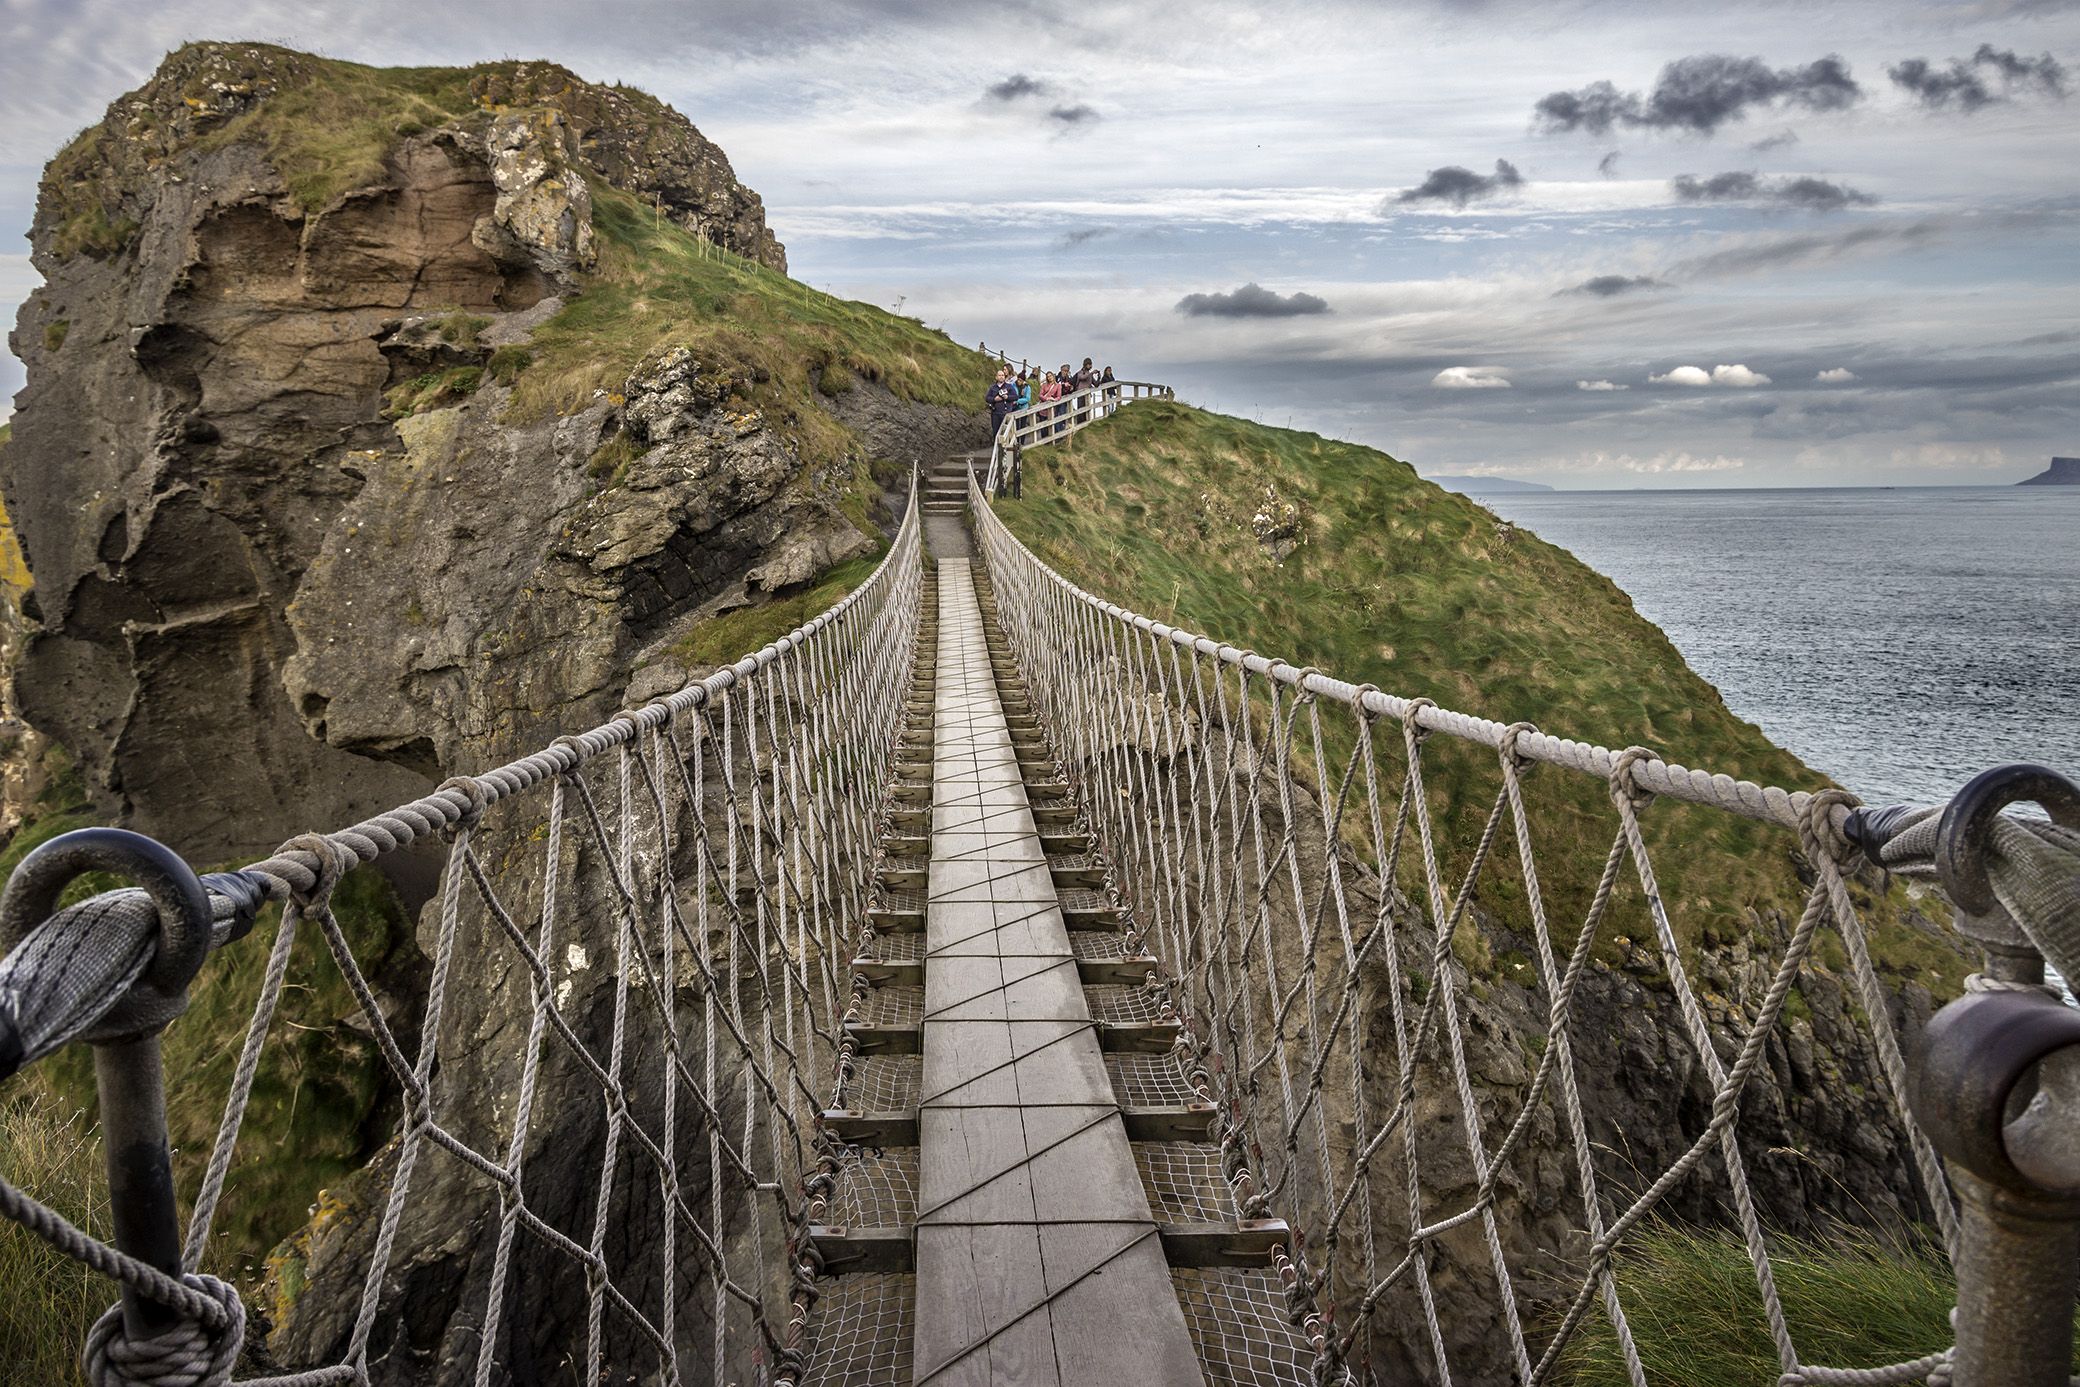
(969, 470), (1990, 1386)
(0, 485), (927, 1385)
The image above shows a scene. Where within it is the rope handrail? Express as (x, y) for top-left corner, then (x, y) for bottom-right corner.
(0, 473), (930, 1385)
(964, 460), (2080, 1386)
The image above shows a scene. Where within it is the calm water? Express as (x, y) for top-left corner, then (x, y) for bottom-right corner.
(1474, 486), (2080, 809)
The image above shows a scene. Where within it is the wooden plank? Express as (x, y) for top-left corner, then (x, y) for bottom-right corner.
(1121, 1104), (1217, 1141)
(1076, 953), (1160, 986)
(820, 1109), (919, 1145)
(844, 1021), (921, 1055)
(809, 1224), (912, 1274)
(1157, 1218), (1291, 1269)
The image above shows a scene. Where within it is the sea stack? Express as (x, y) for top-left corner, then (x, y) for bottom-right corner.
(2018, 456), (2080, 485)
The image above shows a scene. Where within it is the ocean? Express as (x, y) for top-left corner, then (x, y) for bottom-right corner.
(1473, 486), (2080, 812)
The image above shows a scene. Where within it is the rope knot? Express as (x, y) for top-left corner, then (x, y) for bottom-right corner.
(1498, 721), (1540, 774)
(1800, 786), (1866, 872)
(1401, 697), (1437, 746)
(278, 832), (350, 912)
(1608, 745), (1658, 813)
(437, 775), (489, 840)
(1349, 682), (1384, 725)
(83, 1274), (244, 1387)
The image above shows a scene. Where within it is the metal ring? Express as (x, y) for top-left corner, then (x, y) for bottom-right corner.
(1908, 987), (2080, 1194)
(1936, 763), (2080, 915)
(0, 826), (214, 1008)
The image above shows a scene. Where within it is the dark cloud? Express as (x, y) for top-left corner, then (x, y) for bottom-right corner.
(986, 73), (1051, 101)
(1048, 103), (1100, 126)
(1562, 274), (1668, 297)
(1672, 171), (1877, 211)
(1534, 54), (1862, 136)
(1750, 129), (1800, 152)
(1597, 150), (1621, 177)
(1175, 283), (1332, 318)
(1055, 226), (1111, 250)
(1888, 45), (2068, 111)
(1390, 159), (1524, 209)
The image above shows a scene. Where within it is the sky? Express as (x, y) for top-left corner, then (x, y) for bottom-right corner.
(1, 0), (2076, 487)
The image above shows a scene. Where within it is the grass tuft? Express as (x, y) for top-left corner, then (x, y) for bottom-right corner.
(1557, 1223), (2078, 1384)
(0, 1078), (108, 1385)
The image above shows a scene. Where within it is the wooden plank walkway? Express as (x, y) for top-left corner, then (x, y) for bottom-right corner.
(913, 551), (1205, 1386)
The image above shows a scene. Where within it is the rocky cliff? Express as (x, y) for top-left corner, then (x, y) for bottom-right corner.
(6, 42), (987, 870)
(4, 45), (987, 1380)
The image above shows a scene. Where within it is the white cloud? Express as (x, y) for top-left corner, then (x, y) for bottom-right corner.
(1646, 363), (1771, 387)
(1432, 366), (1511, 389)
(1516, 450), (1748, 476)
(1815, 366), (1859, 383)
(1576, 378), (1628, 391)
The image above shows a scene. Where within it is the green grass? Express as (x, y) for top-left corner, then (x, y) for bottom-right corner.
(511, 181), (991, 460)
(42, 320), (69, 353)
(383, 364), (483, 418)
(998, 404), (1957, 982)
(669, 548), (888, 671)
(0, 1077), (108, 1384)
(1557, 1223), (2075, 1384)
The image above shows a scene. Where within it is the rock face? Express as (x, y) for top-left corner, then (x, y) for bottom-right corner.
(4, 42), (984, 1385)
(2018, 455), (2080, 485)
(3, 43), (932, 867)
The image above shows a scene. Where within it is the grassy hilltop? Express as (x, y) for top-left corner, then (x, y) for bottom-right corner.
(998, 402), (1961, 978)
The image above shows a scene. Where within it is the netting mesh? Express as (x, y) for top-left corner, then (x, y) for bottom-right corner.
(972, 477), (1963, 1386)
(826, 1146), (917, 1228)
(800, 1274), (915, 1387)
(1107, 1052), (1205, 1108)
(1173, 1269), (1317, 1387)
(0, 492), (929, 1386)
(1136, 1142), (1238, 1223)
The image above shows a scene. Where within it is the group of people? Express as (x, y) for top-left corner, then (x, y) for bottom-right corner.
(985, 357), (1118, 439)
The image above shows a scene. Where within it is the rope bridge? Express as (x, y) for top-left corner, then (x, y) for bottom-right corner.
(0, 391), (2076, 1386)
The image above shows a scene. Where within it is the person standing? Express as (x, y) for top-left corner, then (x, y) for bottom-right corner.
(986, 368), (1016, 438)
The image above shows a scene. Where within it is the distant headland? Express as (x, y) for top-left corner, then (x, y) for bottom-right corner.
(1427, 474), (1555, 494)
(2018, 457), (2079, 486)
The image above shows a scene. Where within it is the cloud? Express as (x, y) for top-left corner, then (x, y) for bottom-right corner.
(1562, 274), (1667, 297)
(1517, 450), (1747, 476)
(1650, 365), (1715, 386)
(1048, 103), (1100, 127)
(1816, 366), (1859, 383)
(1055, 226), (1111, 250)
(1577, 379), (1630, 391)
(1390, 159), (1524, 209)
(1889, 45), (2068, 111)
(1712, 363), (1772, 386)
(1672, 220), (1947, 278)
(1534, 54), (1862, 136)
(1175, 282), (1331, 318)
(1597, 150), (1621, 177)
(986, 73), (1051, 102)
(1750, 129), (1800, 152)
(1433, 366), (1512, 389)
(1671, 171), (1877, 211)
